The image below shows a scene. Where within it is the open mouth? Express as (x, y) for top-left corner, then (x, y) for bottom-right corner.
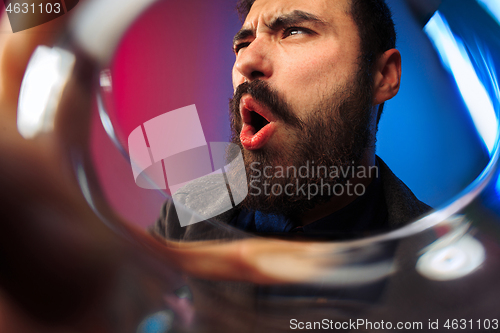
(250, 110), (270, 133)
(239, 95), (277, 150)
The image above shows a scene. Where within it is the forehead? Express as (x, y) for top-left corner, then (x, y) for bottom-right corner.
(243, 0), (352, 27)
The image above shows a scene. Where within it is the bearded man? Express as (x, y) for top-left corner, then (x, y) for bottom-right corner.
(153, 0), (431, 241)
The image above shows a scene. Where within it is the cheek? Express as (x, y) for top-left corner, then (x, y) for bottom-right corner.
(285, 48), (349, 87)
(279, 58), (341, 103)
(293, 50), (358, 90)
(278, 56), (358, 120)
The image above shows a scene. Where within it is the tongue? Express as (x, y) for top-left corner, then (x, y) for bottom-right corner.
(240, 122), (276, 150)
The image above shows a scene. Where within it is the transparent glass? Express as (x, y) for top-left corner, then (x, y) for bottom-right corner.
(62, 0), (500, 331)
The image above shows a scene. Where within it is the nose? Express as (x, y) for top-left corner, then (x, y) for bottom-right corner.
(233, 38), (273, 84)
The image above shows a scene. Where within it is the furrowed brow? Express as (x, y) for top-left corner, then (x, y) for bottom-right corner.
(233, 29), (254, 47)
(267, 10), (328, 31)
(232, 10), (328, 46)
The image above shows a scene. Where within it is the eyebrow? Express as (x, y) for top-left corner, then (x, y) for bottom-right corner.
(232, 10), (328, 46)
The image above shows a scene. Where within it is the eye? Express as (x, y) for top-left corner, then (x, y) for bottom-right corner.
(234, 42), (251, 55)
(283, 27), (311, 38)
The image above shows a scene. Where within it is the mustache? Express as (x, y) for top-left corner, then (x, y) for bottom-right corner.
(229, 80), (302, 129)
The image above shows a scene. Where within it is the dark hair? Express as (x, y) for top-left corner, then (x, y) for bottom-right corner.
(235, 0), (397, 123)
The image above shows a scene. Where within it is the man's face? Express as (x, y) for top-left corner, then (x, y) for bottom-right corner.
(229, 0), (376, 216)
(232, 0), (363, 125)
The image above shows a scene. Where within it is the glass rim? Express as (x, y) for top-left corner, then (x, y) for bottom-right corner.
(66, 0), (500, 248)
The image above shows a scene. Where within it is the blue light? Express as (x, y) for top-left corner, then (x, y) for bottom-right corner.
(424, 12), (498, 154)
(137, 311), (173, 333)
(477, 0), (500, 26)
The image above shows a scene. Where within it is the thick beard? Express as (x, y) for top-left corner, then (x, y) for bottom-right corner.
(228, 69), (374, 219)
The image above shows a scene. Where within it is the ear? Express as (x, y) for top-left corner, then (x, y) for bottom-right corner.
(372, 49), (401, 105)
